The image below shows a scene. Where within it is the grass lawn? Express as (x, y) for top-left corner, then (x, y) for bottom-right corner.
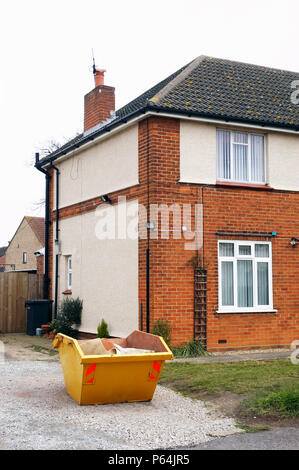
(160, 359), (299, 420)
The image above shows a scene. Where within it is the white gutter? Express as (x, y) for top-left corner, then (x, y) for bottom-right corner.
(44, 110), (299, 167)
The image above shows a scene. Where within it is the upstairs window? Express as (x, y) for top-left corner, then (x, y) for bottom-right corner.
(23, 252), (27, 264)
(217, 130), (265, 184)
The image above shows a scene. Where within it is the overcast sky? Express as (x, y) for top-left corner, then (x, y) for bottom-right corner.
(0, 0), (298, 246)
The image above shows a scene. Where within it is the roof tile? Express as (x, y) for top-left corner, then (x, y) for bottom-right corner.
(41, 56), (299, 163)
(25, 217), (45, 246)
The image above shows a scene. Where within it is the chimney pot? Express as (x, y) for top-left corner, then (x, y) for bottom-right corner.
(94, 68), (106, 87)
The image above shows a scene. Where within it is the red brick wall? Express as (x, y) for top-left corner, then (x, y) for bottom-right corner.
(84, 85), (115, 132)
(36, 255), (44, 275)
(137, 117), (194, 340)
(203, 186), (299, 350)
(138, 117), (201, 345)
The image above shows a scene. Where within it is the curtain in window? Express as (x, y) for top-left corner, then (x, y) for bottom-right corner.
(255, 244), (269, 257)
(233, 133), (248, 181)
(217, 130), (231, 179)
(239, 245), (251, 256)
(219, 243), (234, 256)
(257, 262), (269, 305)
(251, 135), (265, 182)
(221, 261), (234, 305)
(237, 260), (253, 307)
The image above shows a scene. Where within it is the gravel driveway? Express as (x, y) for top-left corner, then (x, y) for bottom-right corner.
(0, 360), (240, 450)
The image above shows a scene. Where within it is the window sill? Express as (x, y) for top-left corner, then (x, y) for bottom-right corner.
(216, 309), (277, 315)
(216, 181), (273, 190)
(62, 289), (72, 295)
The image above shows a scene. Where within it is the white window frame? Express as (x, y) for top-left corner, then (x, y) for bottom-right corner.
(23, 252), (27, 264)
(67, 256), (72, 290)
(217, 240), (274, 313)
(216, 130), (266, 185)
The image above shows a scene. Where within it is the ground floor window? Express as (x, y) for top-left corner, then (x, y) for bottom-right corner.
(67, 256), (72, 290)
(218, 240), (273, 312)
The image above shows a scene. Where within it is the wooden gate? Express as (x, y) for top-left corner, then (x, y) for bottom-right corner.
(0, 272), (44, 333)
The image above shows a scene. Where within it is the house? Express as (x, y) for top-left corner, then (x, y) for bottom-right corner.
(35, 56), (299, 350)
(5, 216), (45, 273)
(0, 246), (7, 272)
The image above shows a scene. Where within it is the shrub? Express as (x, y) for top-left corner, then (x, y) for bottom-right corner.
(151, 319), (172, 346)
(59, 297), (83, 325)
(173, 339), (208, 357)
(97, 319), (109, 338)
(50, 297), (83, 338)
(50, 316), (78, 338)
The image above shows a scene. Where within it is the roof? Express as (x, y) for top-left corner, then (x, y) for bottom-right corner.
(39, 55), (299, 165)
(25, 217), (45, 245)
(0, 246), (7, 258)
(115, 62), (189, 119)
(7, 216), (45, 249)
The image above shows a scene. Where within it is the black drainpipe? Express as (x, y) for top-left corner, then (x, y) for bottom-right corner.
(146, 118), (150, 333)
(50, 161), (60, 319)
(35, 153), (51, 300)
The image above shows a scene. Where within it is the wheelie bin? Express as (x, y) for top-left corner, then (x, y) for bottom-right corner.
(25, 299), (53, 336)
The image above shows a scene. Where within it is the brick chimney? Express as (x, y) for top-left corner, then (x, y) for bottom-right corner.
(84, 68), (115, 132)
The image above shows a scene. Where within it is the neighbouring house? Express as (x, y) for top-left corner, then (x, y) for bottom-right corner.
(0, 246), (7, 272)
(5, 216), (45, 273)
(35, 56), (299, 350)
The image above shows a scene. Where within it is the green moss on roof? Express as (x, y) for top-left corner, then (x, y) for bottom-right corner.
(41, 55), (299, 162)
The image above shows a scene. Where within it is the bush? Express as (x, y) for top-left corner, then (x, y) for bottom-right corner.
(151, 319), (172, 346)
(50, 315), (78, 338)
(97, 319), (109, 338)
(50, 297), (83, 338)
(173, 339), (208, 358)
(59, 297), (83, 325)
